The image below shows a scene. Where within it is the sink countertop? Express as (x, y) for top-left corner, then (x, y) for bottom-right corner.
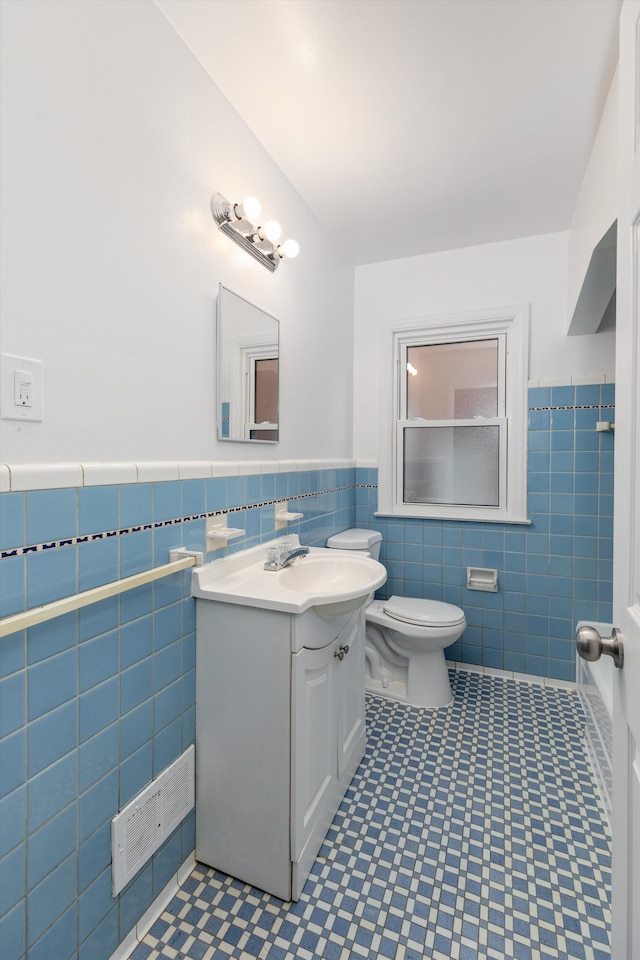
(191, 535), (387, 615)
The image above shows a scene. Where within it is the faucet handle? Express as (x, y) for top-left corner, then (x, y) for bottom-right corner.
(278, 541), (291, 561)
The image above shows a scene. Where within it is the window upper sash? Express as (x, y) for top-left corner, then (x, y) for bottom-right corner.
(377, 305), (530, 524)
(398, 335), (506, 420)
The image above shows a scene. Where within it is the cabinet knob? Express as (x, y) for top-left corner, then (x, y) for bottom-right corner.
(334, 649), (345, 661)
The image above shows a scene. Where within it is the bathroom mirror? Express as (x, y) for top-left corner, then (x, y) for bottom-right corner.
(217, 284), (279, 442)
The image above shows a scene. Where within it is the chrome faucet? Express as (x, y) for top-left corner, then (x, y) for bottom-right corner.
(280, 546), (310, 567)
(264, 545), (310, 571)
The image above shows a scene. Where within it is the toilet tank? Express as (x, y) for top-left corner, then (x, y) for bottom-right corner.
(326, 528), (382, 561)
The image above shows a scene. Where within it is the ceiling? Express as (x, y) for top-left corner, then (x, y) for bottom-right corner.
(155, 0), (621, 265)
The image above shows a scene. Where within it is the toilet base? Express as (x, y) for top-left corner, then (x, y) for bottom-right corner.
(365, 649), (453, 709)
(365, 676), (410, 704)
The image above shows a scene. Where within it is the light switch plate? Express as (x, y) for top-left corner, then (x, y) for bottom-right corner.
(1, 353), (43, 421)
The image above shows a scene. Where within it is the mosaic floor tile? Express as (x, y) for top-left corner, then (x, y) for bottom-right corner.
(131, 671), (611, 960)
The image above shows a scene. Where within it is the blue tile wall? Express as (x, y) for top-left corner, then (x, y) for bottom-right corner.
(356, 383), (614, 682)
(0, 428), (614, 958)
(0, 466), (356, 960)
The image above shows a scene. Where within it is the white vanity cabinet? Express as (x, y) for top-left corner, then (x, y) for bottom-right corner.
(195, 599), (366, 901)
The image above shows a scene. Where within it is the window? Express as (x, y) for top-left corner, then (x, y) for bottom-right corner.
(378, 306), (529, 523)
(241, 345), (279, 441)
(247, 353), (279, 441)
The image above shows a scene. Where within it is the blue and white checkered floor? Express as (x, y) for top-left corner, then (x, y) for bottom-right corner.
(132, 671), (611, 960)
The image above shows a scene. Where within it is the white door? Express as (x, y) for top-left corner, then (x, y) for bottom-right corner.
(611, 2), (640, 955)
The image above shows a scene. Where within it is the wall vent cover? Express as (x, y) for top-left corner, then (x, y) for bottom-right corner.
(111, 745), (194, 896)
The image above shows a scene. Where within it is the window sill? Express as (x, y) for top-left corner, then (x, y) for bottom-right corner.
(373, 510), (531, 525)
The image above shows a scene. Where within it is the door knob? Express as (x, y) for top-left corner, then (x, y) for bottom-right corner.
(575, 624), (624, 668)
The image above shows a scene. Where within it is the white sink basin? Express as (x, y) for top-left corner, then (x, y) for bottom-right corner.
(279, 556), (379, 594)
(192, 538), (387, 618)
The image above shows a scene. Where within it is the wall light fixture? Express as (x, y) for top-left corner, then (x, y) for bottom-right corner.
(210, 192), (300, 273)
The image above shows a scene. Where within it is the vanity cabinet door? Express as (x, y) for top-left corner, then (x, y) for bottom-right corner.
(336, 612), (366, 780)
(290, 641), (338, 862)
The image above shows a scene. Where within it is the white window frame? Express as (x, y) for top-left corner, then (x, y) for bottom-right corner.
(227, 336), (278, 440)
(241, 344), (279, 439)
(377, 305), (529, 524)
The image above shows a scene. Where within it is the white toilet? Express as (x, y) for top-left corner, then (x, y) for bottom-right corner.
(326, 528), (466, 708)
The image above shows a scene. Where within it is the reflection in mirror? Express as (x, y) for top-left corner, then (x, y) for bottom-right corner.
(217, 285), (279, 442)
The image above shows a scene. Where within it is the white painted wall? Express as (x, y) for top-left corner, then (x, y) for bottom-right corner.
(0, 0), (353, 464)
(353, 231), (615, 460)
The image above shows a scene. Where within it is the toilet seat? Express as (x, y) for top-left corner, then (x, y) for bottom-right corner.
(382, 596), (466, 628)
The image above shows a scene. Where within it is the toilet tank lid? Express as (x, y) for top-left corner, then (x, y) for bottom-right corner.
(326, 528), (382, 550)
(383, 596), (466, 627)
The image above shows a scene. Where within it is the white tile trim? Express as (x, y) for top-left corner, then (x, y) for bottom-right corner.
(8, 462), (83, 490)
(483, 665), (512, 678)
(178, 462), (213, 480)
(108, 928), (138, 960)
(529, 374), (614, 389)
(82, 463), (138, 486)
(0, 459), (357, 491)
(543, 676), (578, 691)
(238, 460), (266, 476)
(109, 852), (197, 960)
(449, 660), (481, 674)
(177, 855), (195, 887)
(135, 462), (180, 482)
(447, 660), (576, 690)
(533, 377), (571, 387)
(210, 461), (240, 478)
(571, 373), (606, 385)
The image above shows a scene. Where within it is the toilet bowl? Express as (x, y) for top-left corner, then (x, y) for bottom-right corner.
(326, 528), (466, 708)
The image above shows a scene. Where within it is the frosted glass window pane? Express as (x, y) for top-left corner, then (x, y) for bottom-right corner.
(406, 340), (498, 419)
(403, 426), (500, 507)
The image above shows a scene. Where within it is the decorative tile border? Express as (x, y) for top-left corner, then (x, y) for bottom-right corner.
(0, 486), (354, 560)
(529, 403), (612, 412)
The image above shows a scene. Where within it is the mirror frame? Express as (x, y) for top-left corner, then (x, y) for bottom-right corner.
(216, 284), (280, 444)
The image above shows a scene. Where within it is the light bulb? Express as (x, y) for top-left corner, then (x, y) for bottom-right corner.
(264, 220), (281, 242)
(235, 196), (261, 220)
(281, 238), (300, 259)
